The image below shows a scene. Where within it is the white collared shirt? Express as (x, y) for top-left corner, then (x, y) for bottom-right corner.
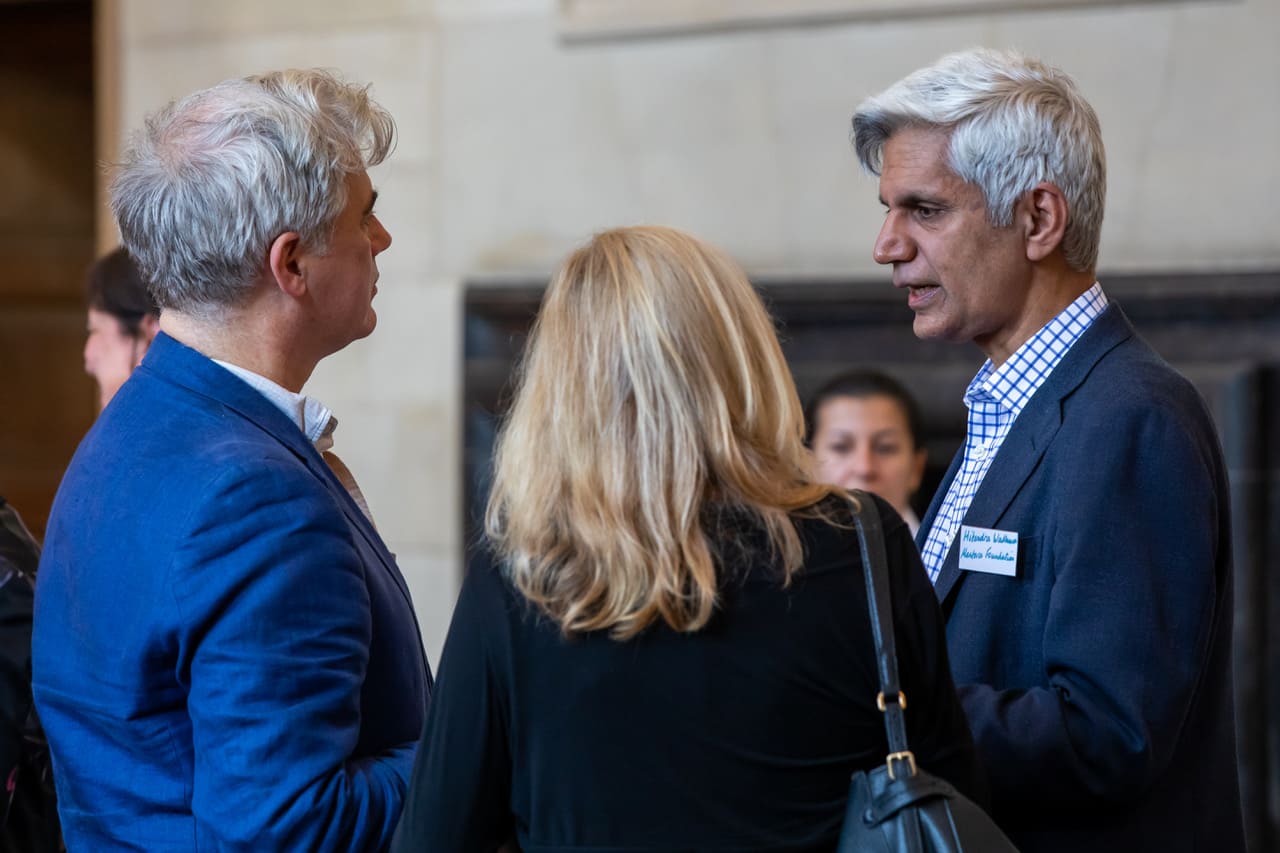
(212, 360), (338, 450)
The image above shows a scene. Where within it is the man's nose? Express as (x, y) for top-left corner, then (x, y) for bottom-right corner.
(852, 445), (876, 478)
(873, 214), (914, 265)
(371, 215), (392, 254)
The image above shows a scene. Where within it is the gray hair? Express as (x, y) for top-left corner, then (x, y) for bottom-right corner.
(851, 48), (1106, 273)
(110, 68), (395, 314)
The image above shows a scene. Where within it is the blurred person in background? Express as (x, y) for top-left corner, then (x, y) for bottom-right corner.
(806, 369), (928, 536)
(0, 498), (58, 852)
(83, 246), (159, 411)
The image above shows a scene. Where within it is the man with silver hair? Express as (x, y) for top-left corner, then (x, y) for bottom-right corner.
(852, 49), (1243, 851)
(33, 70), (432, 851)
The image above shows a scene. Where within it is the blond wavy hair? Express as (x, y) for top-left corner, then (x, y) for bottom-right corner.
(485, 226), (836, 639)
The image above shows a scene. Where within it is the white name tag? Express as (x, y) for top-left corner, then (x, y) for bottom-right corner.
(958, 525), (1018, 576)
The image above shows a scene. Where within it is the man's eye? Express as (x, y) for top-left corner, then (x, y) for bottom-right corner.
(915, 206), (940, 220)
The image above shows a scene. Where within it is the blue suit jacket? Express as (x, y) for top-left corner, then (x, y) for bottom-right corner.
(919, 304), (1244, 852)
(33, 333), (432, 851)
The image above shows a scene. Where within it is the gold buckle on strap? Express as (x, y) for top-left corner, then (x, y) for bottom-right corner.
(886, 750), (918, 780)
(876, 691), (907, 712)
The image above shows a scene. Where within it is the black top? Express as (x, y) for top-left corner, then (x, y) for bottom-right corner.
(0, 498), (61, 852)
(393, 494), (982, 852)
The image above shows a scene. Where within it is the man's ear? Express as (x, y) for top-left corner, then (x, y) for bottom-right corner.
(139, 313), (160, 343)
(1023, 182), (1069, 263)
(267, 231), (307, 297)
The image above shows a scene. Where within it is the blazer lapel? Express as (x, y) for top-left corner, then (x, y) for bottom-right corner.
(138, 333), (415, 607)
(931, 304), (1136, 605)
(933, 405), (1062, 603)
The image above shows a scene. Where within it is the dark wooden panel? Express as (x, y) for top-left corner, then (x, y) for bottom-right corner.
(0, 308), (95, 536)
(0, 0), (95, 536)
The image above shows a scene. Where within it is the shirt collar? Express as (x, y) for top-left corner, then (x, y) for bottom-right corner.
(212, 359), (337, 449)
(964, 282), (1108, 416)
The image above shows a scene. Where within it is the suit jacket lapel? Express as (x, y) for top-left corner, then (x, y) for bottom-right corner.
(931, 304), (1136, 605)
(933, 404), (1062, 603)
(138, 333), (414, 606)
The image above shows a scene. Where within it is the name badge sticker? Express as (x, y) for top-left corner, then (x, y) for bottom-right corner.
(958, 525), (1018, 577)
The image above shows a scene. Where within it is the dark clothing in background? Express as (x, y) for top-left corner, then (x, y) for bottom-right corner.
(0, 498), (59, 853)
(392, 494), (983, 852)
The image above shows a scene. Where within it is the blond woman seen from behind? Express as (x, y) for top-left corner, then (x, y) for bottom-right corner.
(391, 226), (984, 852)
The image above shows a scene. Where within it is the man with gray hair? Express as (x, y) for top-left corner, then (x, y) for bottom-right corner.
(852, 48), (1243, 851)
(33, 69), (432, 851)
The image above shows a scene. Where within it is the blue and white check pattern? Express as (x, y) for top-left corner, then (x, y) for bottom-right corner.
(920, 283), (1109, 584)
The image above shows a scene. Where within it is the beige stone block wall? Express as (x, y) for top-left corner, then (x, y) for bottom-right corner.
(431, 1), (1279, 280)
(114, 0), (1280, 665)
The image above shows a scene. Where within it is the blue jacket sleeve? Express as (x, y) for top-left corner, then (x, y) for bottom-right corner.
(169, 460), (416, 851)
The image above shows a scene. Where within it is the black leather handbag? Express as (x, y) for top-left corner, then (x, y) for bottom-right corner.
(836, 493), (1018, 853)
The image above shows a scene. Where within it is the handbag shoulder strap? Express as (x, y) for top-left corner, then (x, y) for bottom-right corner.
(849, 492), (914, 772)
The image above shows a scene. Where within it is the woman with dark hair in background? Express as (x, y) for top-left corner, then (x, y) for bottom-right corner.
(806, 370), (928, 536)
(83, 246), (159, 411)
(392, 226), (982, 851)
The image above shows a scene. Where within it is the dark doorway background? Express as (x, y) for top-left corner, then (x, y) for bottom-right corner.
(0, 0), (97, 537)
(464, 270), (1280, 852)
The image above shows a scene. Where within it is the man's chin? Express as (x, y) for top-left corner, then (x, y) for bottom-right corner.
(911, 314), (942, 341)
(338, 314), (378, 350)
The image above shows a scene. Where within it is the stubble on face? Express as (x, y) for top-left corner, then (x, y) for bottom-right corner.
(308, 171), (391, 355)
(874, 128), (1033, 363)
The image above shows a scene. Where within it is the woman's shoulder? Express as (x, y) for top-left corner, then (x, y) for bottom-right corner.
(462, 550), (579, 644)
(786, 491), (932, 616)
(707, 490), (911, 583)
(792, 490), (911, 552)
(456, 552), (528, 620)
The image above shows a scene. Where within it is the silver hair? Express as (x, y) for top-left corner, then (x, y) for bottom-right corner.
(851, 48), (1106, 273)
(110, 68), (395, 314)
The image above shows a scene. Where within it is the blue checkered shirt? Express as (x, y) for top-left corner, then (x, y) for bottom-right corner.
(920, 284), (1109, 584)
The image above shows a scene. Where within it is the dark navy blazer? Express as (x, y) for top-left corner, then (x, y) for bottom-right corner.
(919, 304), (1245, 852)
(33, 333), (432, 851)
